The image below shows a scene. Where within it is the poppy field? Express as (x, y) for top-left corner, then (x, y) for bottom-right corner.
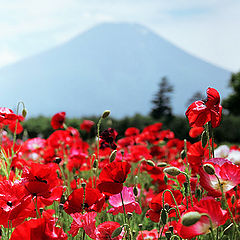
(0, 87), (240, 240)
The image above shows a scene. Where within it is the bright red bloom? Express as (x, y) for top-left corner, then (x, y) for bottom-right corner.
(80, 120), (95, 132)
(125, 127), (140, 137)
(51, 112), (66, 129)
(0, 107), (18, 125)
(177, 198), (228, 239)
(0, 180), (32, 227)
(185, 88), (222, 128)
(21, 163), (63, 204)
(95, 221), (124, 240)
(97, 161), (131, 196)
(10, 215), (67, 240)
(64, 188), (105, 215)
(189, 127), (204, 138)
(146, 190), (183, 223)
(199, 158), (240, 197)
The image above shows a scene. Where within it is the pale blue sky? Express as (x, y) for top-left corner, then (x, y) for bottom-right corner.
(0, 0), (239, 71)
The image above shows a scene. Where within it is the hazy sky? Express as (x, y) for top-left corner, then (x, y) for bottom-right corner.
(0, 0), (239, 72)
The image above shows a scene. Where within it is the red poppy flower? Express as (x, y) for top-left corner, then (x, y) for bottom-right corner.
(64, 188), (105, 215)
(185, 88), (222, 128)
(95, 221), (124, 240)
(0, 107), (18, 125)
(146, 190), (183, 223)
(0, 180), (32, 227)
(21, 163), (63, 204)
(80, 120), (95, 133)
(199, 158), (240, 197)
(10, 215), (67, 240)
(97, 161), (131, 196)
(51, 112), (66, 129)
(100, 128), (118, 150)
(125, 127), (140, 137)
(177, 198), (228, 239)
(189, 127), (204, 138)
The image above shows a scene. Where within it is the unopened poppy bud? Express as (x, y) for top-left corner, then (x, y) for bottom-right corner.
(160, 209), (168, 225)
(111, 226), (123, 238)
(181, 212), (201, 226)
(169, 226), (174, 234)
(102, 110), (110, 119)
(231, 195), (236, 204)
(195, 188), (201, 200)
(223, 223), (233, 235)
(138, 224), (143, 230)
(201, 130), (208, 148)
(109, 150), (117, 162)
(132, 230), (136, 236)
(127, 212), (132, 219)
(39, 208), (44, 215)
(157, 162), (167, 167)
(22, 108), (27, 118)
(184, 182), (188, 195)
(180, 150), (186, 160)
(164, 175), (168, 184)
(203, 163), (215, 175)
(54, 157), (62, 164)
(133, 186), (138, 197)
(163, 167), (181, 176)
(93, 159), (98, 169)
(59, 203), (64, 211)
(81, 182), (86, 188)
(165, 231), (172, 240)
(164, 203), (170, 211)
(146, 160), (155, 167)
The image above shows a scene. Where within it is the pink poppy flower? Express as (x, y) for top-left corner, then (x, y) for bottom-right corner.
(199, 158), (240, 197)
(69, 212), (97, 239)
(107, 187), (142, 215)
(177, 198), (228, 239)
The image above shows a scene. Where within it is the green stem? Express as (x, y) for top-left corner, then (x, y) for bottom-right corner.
(201, 213), (215, 240)
(162, 189), (181, 219)
(33, 196), (40, 218)
(182, 172), (194, 208)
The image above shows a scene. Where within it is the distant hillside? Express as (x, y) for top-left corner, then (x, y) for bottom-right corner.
(0, 22), (231, 118)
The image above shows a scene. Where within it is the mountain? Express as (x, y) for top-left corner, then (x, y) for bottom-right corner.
(0, 22), (231, 118)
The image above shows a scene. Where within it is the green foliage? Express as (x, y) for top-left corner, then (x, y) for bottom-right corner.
(150, 77), (174, 119)
(222, 71), (240, 115)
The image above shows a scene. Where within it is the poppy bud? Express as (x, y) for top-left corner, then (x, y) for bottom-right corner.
(127, 212), (132, 219)
(102, 110), (110, 119)
(180, 150), (186, 160)
(132, 230), (136, 236)
(165, 231), (172, 240)
(163, 167), (181, 176)
(54, 157), (62, 164)
(81, 182), (86, 189)
(164, 175), (168, 184)
(160, 209), (168, 225)
(169, 226), (174, 234)
(203, 163), (215, 175)
(109, 150), (117, 162)
(133, 186), (138, 197)
(164, 203), (170, 211)
(201, 130), (208, 148)
(138, 224), (143, 230)
(111, 226), (123, 238)
(93, 159), (98, 169)
(146, 160), (155, 167)
(181, 212), (201, 226)
(157, 162), (167, 167)
(22, 108), (27, 118)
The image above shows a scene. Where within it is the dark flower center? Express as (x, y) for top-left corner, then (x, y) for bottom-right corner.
(7, 201), (12, 207)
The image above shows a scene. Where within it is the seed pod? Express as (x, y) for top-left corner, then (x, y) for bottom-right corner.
(93, 159), (98, 169)
(133, 186), (138, 197)
(165, 231), (172, 240)
(138, 224), (143, 230)
(181, 212), (201, 226)
(180, 150), (186, 160)
(157, 162), (167, 167)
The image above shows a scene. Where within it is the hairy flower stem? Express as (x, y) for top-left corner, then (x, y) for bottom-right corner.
(205, 123), (212, 159)
(182, 172), (194, 208)
(162, 189), (181, 219)
(33, 196), (40, 218)
(215, 174), (240, 238)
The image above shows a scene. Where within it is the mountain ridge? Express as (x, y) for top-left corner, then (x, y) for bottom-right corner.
(0, 22), (231, 118)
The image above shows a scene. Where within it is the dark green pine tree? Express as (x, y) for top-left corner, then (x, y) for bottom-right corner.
(222, 71), (240, 115)
(150, 77), (173, 119)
